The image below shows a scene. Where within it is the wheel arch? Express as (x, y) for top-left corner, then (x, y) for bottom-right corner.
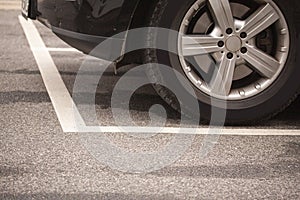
(118, 0), (160, 65)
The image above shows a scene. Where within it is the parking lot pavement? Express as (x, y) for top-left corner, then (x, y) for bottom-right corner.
(0, 0), (21, 10)
(1, 10), (300, 199)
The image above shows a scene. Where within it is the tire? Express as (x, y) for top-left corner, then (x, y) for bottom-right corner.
(143, 0), (300, 124)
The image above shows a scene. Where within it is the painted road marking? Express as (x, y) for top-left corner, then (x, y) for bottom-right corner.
(19, 15), (300, 135)
(19, 15), (86, 132)
(76, 126), (300, 136)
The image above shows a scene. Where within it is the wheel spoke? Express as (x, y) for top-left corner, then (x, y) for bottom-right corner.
(208, 0), (234, 32)
(210, 55), (236, 96)
(240, 3), (279, 39)
(181, 35), (222, 56)
(242, 45), (280, 78)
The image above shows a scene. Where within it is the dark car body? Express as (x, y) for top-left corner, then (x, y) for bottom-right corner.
(26, 0), (152, 58)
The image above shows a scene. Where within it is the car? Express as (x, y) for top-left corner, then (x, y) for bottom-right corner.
(22, 0), (300, 124)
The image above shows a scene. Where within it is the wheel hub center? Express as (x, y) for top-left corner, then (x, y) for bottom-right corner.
(226, 36), (242, 52)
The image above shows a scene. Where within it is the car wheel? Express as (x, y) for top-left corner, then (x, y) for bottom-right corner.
(144, 0), (300, 124)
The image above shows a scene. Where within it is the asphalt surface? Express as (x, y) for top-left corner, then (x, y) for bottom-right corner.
(1, 10), (300, 199)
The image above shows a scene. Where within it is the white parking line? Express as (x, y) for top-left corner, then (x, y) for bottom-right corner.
(19, 15), (300, 135)
(75, 126), (300, 136)
(19, 16), (86, 132)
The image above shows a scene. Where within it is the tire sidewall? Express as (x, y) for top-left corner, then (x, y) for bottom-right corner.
(148, 0), (300, 123)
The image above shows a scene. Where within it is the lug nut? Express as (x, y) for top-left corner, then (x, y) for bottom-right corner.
(226, 28), (233, 35)
(227, 52), (234, 59)
(241, 47), (248, 54)
(218, 41), (224, 47)
(240, 32), (247, 38)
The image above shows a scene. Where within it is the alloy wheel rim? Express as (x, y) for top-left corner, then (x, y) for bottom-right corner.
(178, 0), (290, 100)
